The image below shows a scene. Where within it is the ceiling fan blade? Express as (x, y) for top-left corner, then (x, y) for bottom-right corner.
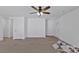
(43, 12), (50, 14)
(43, 6), (50, 11)
(31, 6), (38, 11)
(30, 12), (37, 14)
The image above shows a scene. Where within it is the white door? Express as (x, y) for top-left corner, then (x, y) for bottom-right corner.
(26, 18), (46, 38)
(12, 17), (25, 39)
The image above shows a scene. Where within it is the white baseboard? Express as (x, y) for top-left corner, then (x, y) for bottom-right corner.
(46, 34), (55, 36)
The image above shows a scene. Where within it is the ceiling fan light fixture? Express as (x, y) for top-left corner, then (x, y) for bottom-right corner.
(40, 12), (43, 15)
(37, 12), (43, 16)
(37, 12), (40, 16)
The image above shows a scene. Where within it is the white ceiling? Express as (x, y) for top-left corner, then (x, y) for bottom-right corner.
(0, 6), (79, 19)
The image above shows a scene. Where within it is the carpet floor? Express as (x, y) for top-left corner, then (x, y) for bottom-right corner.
(0, 36), (58, 53)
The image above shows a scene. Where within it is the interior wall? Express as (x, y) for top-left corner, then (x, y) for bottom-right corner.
(55, 8), (79, 47)
(46, 19), (57, 36)
(0, 6), (69, 37)
(0, 17), (55, 38)
(0, 6), (78, 37)
(0, 17), (13, 38)
(2, 17), (12, 38)
(0, 17), (5, 40)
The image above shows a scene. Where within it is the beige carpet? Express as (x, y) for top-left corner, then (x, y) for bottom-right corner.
(0, 36), (58, 53)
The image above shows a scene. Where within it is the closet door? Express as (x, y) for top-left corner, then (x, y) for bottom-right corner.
(27, 18), (46, 38)
(12, 17), (25, 39)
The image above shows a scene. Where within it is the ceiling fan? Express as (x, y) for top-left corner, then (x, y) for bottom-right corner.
(30, 6), (50, 16)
